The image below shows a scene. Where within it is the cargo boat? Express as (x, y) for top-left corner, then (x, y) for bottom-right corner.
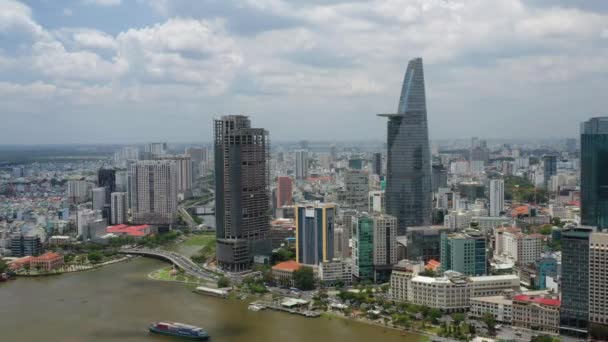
(149, 321), (209, 340)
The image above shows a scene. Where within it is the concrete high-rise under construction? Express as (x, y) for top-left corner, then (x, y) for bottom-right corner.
(378, 57), (432, 234)
(214, 115), (272, 272)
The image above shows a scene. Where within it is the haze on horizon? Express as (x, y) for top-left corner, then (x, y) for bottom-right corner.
(1, 0), (607, 144)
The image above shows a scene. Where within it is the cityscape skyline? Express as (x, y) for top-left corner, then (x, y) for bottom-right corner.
(2, 0), (608, 144)
(3, 1), (608, 341)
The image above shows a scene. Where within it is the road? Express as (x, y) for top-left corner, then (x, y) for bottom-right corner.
(119, 247), (219, 282)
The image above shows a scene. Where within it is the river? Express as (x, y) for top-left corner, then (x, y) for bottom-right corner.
(0, 258), (426, 342)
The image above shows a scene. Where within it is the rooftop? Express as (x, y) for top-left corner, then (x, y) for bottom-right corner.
(272, 260), (301, 272)
(513, 294), (560, 307)
(106, 224), (151, 237)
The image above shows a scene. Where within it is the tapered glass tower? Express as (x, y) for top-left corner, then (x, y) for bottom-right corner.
(378, 57), (432, 234)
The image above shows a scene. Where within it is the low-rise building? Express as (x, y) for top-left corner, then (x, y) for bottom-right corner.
(512, 294), (560, 334)
(389, 260), (425, 302)
(470, 295), (513, 323)
(470, 275), (520, 298)
(272, 260), (300, 286)
(29, 252), (64, 271)
(391, 270), (520, 313)
(318, 259), (352, 286)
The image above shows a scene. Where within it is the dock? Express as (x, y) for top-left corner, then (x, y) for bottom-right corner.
(193, 286), (230, 298)
(249, 300), (321, 318)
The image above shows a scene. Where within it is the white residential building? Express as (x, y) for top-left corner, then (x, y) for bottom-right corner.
(77, 209), (101, 238)
(67, 180), (89, 204)
(489, 179), (504, 217)
(92, 187), (106, 212)
(110, 192), (127, 225)
(444, 210), (472, 229)
(497, 229), (544, 265)
(373, 214), (398, 267)
(368, 190), (385, 213)
(129, 160), (178, 226)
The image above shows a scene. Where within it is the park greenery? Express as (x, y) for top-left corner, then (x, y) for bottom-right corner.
(217, 276), (230, 288)
(293, 266), (315, 290)
(272, 247), (296, 264)
(190, 234), (217, 264)
(241, 275), (267, 294)
(504, 176), (549, 204)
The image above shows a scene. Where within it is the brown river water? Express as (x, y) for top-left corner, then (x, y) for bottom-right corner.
(0, 257), (426, 342)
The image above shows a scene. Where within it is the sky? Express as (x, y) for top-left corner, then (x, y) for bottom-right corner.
(1, 0), (607, 144)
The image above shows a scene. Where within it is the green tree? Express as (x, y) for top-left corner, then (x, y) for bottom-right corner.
(482, 313), (497, 335)
(451, 313), (465, 325)
(0, 258), (8, 273)
(87, 251), (103, 264)
(539, 224), (553, 235)
(292, 266), (315, 290)
(217, 276), (230, 288)
(23, 263), (31, 274)
(428, 308), (442, 323)
(530, 335), (560, 342)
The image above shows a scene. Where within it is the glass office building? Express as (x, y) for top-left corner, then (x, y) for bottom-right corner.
(581, 117), (608, 230)
(378, 57), (432, 234)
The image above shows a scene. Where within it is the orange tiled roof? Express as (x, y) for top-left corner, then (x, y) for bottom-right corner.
(32, 252), (62, 261)
(426, 259), (441, 271)
(272, 260), (301, 272)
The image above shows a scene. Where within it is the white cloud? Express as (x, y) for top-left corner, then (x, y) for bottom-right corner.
(0, 0), (50, 40)
(2, 0), (608, 143)
(63, 8), (73, 16)
(81, 0), (122, 7)
(116, 18), (243, 93)
(70, 28), (117, 50)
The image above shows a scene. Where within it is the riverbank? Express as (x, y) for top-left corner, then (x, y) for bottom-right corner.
(147, 266), (212, 286)
(321, 311), (434, 342)
(16, 256), (134, 277)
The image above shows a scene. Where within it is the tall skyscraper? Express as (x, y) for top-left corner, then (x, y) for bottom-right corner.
(352, 213), (397, 282)
(214, 115), (272, 271)
(129, 160), (178, 226)
(110, 192), (127, 224)
(431, 163), (447, 193)
(276, 176), (293, 207)
(186, 146), (208, 179)
(98, 168), (116, 219)
(542, 155), (557, 189)
(110, 192), (127, 225)
(581, 117), (608, 230)
(489, 179), (505, 217)
(145, 142), (167, 156)
(295, 202), (336, 265)
(589, 232), (608, 340)
(372, 213), (398, 281)
(378, 57), (432, 234)
(92, 187), (106, 212)
(352, 215), (374, 281)
(295, 150), (308, 180)
(372, 152), (382, 176)
(560, 227), (592, 337)
(155, 155), (192, 199)
(344, 170), (369, 212)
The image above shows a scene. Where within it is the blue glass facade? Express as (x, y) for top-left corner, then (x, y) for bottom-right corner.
(378, 57), (432, 234)
(560, 227), (591, 337)
(581, 117), (608, 230)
